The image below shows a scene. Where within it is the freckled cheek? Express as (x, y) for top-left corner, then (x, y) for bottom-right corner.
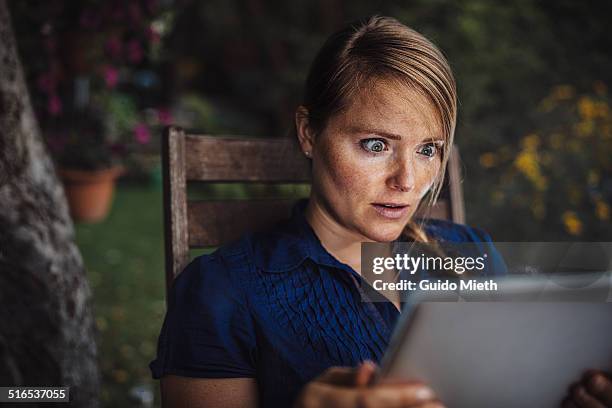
(318, 148), (375, 199)
(414, 162), (441, 198)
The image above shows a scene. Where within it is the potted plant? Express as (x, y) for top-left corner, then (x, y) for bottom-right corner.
(50, 108), (126, 222)
(13, 0), (171, 222)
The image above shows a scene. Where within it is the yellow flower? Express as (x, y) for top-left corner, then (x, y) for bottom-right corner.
(562, 211), (583, 235)
(479, 152), (497, 168)
(514, 149), (547, 191)
(514, 151), (536, 175)
(595, 199), (610, 221)
(578, 96), (596, 120)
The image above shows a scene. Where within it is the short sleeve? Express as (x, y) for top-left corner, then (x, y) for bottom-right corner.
(149, 253), (257, 379)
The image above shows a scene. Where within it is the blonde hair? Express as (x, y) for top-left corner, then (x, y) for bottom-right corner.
(300, 15), (457, 242)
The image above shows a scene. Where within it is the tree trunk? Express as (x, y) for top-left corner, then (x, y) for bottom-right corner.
(0, 1), (100, 406)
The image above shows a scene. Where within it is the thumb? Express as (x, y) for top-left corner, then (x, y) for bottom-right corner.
(355, 360), (378, 387)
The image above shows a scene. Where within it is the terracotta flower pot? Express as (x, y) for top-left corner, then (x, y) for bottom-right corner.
(59, 166), (124, 223)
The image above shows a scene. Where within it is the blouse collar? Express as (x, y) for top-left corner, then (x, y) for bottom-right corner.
(252, 198), (365, 287)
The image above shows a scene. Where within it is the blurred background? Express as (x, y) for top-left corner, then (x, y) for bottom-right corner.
(9, 0), (612, 406)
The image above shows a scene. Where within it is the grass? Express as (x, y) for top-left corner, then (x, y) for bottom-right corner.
(75, 183), (166, 407)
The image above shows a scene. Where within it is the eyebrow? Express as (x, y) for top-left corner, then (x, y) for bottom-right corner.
(347, 126), (444, 144)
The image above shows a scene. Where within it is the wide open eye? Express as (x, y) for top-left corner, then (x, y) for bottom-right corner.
(361, 138), (388, 153)
(417, 142), (441, 158)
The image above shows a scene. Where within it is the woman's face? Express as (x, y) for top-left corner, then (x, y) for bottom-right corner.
(298, 77), (444, 242)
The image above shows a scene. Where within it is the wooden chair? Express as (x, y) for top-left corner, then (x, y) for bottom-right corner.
(162, 126), (464, 294)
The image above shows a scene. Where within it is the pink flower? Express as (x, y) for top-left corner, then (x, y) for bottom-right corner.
(157, 108), (172, 125)
(134, 123), (151, 144)
(48, 94), (62, 116)
(127, 39), (144, 64)
(103, 66), (119, 88)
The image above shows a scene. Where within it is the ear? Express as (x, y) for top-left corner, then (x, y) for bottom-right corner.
(295, 106), (316, 157)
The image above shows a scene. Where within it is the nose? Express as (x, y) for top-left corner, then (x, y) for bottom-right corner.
(387, 158), (415, 193)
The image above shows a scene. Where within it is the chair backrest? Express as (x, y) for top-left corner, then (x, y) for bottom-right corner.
(162, 125), (464, 293)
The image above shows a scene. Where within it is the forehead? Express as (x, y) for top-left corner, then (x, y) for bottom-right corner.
(329, 77), (442, 140)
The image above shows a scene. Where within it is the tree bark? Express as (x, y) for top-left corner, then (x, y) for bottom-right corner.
(0, 1), (100, 406)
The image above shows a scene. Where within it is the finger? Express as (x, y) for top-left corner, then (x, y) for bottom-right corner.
(358, 383), (436, 407)
(355, 361), (377, 387)
(571, 385), (606, 408)
(584, 373), (612, 406)
(317, 366), (358, 387)
(378, 377), (428, 386)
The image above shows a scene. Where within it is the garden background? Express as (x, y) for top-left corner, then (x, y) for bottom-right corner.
(9, 0), (612, 406)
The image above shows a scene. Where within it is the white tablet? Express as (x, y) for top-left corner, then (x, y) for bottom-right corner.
(377, 273), (612, 408)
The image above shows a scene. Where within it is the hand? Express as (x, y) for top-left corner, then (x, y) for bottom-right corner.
(562, 370), (612, 407)
(293, 361), (444, 408)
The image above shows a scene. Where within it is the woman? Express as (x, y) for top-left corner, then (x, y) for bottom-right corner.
(150, 15), (612, 407)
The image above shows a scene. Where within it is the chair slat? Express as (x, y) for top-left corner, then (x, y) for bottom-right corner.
(188, 199), (298, 247)
(185, 135), (311, 182)
(162, 127), (190, 291)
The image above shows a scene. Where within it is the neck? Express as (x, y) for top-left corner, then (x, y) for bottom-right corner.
(304, 196), (369, 275)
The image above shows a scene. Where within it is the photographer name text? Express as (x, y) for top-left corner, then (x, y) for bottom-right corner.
(373, 279), (498, 292)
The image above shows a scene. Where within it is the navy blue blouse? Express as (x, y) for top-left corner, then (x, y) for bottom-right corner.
(150, 199), (505, 407)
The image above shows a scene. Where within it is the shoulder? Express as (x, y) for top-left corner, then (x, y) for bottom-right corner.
(417, 217), (494, 243)
(169, 236), (254, 311)
(153, 236), (259, 379)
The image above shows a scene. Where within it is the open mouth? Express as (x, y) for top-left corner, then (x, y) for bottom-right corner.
(371, 203), (410, 219)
